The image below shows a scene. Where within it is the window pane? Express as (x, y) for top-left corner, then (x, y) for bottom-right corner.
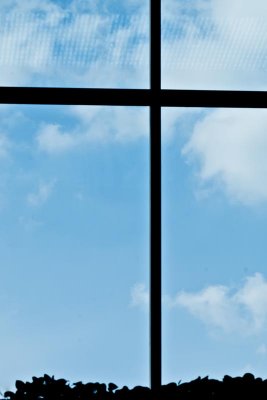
(0, 1), (149, 88)
(162, 1), (267, 90)
(163, 107), (267, 383)
(0, 104), (149, 391)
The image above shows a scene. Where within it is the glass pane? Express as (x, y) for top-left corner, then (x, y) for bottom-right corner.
(162, 1), (267, 90)
(0, 104), (149, 392)
(0, 1), (149, 88)
(163, 107), (267, 383)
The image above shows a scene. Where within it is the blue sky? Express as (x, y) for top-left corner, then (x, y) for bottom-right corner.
(1, 0), (267, 394)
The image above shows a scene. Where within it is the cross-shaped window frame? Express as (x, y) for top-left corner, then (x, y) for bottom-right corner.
(1, 0), (267, 394)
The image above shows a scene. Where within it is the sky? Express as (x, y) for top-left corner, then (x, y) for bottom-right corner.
(1, 0), (267, 394)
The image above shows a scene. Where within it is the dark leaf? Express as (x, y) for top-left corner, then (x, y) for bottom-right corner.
(15, 380), (25, 391)
(108, 383), (118, 392)
(4, 391), (15, 399)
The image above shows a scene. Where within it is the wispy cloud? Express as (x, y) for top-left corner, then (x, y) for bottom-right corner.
(130, 283), (172, 310)
(27, 179), (56, 207)
(36, 107), (149, 154)
(71, 106), (149, 143)
(36, 124), (79, 154)
(130, 283), (149, 308)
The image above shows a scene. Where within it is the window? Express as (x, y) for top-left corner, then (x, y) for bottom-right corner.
(0, 104), (149, 390)
(162, 107), (267, 382)
(162, 0), (267, 90)
(0, 0), (267, 394)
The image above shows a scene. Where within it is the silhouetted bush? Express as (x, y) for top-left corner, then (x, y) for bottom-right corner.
(3, 373), (267, 400)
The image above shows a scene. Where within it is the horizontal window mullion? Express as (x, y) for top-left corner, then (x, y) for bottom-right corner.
(0, 87), (151, 107)
(1, 87), (267, 108)
(161, 90), (267, 108)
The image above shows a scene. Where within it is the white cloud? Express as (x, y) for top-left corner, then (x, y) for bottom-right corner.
(37, 124), (79, 154)
(171, 284), (238, 333)
(130, 283), (149, 308)
(182, 108), (267, 206)
(37, 107), (149, 154)
(170, 273), (267, 336)
(27, 179), (56, 207)
(72, 106), (149, 143)
(162, 107), (202, 142)
(234, 273), (267, 331)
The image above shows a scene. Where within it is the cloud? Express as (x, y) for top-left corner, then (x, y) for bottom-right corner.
(37, 124), (79, 154)
(170, 273), (267, 335)
(27, 179), (56, 207)
(71, 106), (149, 143)
(162, 107), (202, 142)
(36, 107), (149, 154)
(130, 283), (149, 308)
(130, 282), (174, 310)
(182, 108), (267, 206)
(171, 284), (238, 333)
(234, 273), (267, 331)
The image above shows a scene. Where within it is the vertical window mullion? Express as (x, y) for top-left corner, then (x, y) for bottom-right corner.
(150, 0), (162, 394)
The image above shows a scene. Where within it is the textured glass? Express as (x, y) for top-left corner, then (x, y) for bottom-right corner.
(162, 0), (267, 90)
(0, 104), (149, 392)
(0, 1), (149, 88)
(163, 107), (267, 383)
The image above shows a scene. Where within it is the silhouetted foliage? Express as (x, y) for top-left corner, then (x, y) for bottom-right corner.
(3, 373), (267, 400)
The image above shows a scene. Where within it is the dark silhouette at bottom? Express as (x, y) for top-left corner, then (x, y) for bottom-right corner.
(3, 372), (267, 399)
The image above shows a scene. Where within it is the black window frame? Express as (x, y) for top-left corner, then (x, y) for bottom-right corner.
(1, 0), (267, 395)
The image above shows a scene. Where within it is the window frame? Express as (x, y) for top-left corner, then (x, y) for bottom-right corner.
(0, 0), (267, 394)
